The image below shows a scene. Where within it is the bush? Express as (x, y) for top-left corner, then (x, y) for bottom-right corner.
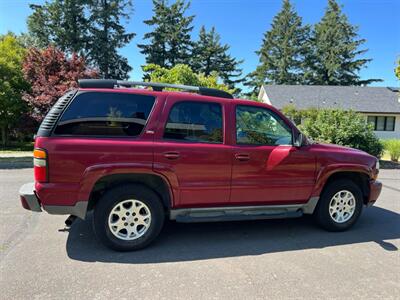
(282, 107), (384, 157)
(382, 139), (400, 162)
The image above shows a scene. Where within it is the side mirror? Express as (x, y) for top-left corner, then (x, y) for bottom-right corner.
(293, 132), (303, 148)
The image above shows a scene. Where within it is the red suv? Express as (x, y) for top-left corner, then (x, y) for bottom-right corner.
(19, 79), (382, 251)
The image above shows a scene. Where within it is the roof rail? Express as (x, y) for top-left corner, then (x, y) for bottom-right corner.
(78, 79), (234, 99)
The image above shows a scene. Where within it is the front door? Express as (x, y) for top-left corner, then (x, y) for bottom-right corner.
(230, 104), (316, 205)
(153, 95), (232, 207)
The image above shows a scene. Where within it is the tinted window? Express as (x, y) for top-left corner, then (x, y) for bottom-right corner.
(54, 92), (155, 136)
(236, 105), (292, 145)
(163, 101), (223, 143)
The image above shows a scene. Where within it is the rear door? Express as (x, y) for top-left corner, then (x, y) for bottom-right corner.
(230, 104), (316, 205)
(153, 95), (232, 208)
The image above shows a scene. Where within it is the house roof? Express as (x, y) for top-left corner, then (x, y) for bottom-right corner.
(260, 85), (400, 114)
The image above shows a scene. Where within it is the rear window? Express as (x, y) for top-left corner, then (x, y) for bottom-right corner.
(54, 91), (155, 137)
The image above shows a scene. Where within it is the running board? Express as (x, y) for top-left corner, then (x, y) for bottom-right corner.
(170, 204), (311, 223)
(175, 210), (303, 223)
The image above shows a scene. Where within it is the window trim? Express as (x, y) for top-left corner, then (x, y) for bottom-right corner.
(235, 104), (294, 146)
(51, 90), (157, 138)
(162, 100), (224, 144)
(367, 115), (396, 132)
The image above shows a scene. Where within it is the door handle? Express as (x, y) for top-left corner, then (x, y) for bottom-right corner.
(163, 152), (180, 160)
(235, 153), (250, 161)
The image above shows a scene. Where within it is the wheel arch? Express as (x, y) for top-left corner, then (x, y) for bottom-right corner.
(87, 173), (173, 213)
(314, 169), (371, 205)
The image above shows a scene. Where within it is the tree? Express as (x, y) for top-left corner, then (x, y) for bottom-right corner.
(0, 34), (29, 146)
(396, 58), (400, 80)
(306, 0), (380, 85)
(87, 0), (135, 79)
(22, 47), (98, 122)
(192, 26), (243, 87)
(138, 0), (194, 68)
(27, 1), (89, 54)
(142, 63), (233, 93)
(27, 0), (134, 79)
(245, 0), (310, 93)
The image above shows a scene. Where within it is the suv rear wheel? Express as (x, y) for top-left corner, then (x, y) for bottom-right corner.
(93, 184), (165, 251)
(314, 179), (363, 231)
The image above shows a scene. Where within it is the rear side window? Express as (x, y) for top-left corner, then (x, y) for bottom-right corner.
(54, 92), (155, 137)
(163, 101), (223, 143)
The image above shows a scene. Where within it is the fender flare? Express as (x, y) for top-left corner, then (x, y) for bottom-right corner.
(77, 163), (175, 207)
(311, 163), (372, 197)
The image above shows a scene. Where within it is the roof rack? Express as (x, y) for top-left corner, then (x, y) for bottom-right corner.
(78, 79), (234, 99)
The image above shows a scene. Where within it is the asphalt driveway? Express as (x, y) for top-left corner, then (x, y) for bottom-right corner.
(0, 168), (399, 299)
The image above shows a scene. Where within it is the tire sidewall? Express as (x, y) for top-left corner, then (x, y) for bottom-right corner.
(93, 184), (165, 251)
(316, 180), (363, 231)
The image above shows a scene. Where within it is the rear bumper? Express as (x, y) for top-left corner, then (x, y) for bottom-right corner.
(19, 182), (42, 212)
(19, 182), (88, 219)
(367, 180), (382, 207)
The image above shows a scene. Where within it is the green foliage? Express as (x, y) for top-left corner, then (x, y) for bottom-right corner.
(28, 1), (89, 53)
(27, 0), (134, 79)
(138, 0), (194, 68)
(282, 104), (318, 125)
(306, 0), (380, 85)
(192, 26), (243, 88)
(245, 0), (310, 92)
(142, 63), (234, 93)
(88, 0), (135, 79)
(395, 58), (400, 80)
(382, 139), (400, 162)
(282, 106), (383, 157)
(0, 34), (29, 146)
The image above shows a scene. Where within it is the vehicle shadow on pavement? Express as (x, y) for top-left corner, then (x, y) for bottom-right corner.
(66, 206), (399, 264)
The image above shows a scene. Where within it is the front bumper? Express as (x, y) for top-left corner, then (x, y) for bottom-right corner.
(19, 182), (42, 212)
(367, 180), (382, 206)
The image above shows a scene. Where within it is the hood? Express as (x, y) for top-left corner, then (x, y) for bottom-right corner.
(311, 143), (366, 154)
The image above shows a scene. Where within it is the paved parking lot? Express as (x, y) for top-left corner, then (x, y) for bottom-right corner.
(0, 168), (399, 299)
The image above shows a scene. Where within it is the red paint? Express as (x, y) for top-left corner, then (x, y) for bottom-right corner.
(32, 88), (381, 209)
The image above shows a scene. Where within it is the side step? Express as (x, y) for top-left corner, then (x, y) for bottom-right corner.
(172, 205), (304, 223)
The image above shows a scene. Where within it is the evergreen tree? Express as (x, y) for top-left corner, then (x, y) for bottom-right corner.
(245, 0), (310, 93)
(27, 0), (89, 54)
(138, 0), (194, 68)
(87, 0), (135, 79)
(27, 0), (134, 79)
(307, 0), (379, 85)
(192, 26), (243, 87)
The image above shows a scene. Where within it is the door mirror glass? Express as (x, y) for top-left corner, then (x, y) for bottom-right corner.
(293, 132), (303, 147)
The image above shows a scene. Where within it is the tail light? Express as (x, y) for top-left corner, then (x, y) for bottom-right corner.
(33, 148), (48, 182)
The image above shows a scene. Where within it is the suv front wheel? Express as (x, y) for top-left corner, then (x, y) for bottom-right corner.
(314, 179), (363, 231)
(93, 184), (165, 251)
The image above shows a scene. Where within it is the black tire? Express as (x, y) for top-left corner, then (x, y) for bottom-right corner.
(314, 179), (363, 231)
(93, 184), (165, 251)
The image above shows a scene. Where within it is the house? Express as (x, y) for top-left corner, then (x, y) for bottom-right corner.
(258, 85), (400, 139)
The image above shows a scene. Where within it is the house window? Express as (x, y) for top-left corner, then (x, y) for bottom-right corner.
(367, 116), (395, 131)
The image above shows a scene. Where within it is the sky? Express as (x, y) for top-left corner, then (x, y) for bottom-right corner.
(1, 0), (399, 87)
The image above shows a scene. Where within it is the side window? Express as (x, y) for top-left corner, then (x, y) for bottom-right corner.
(163, 101), (223, 143)
(236, 105), (292, 146)
(54, 92), (155, 136)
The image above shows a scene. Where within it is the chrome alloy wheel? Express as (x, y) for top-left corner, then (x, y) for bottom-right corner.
(108, 199), (152, 240)
(329, 190), (356, 223)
